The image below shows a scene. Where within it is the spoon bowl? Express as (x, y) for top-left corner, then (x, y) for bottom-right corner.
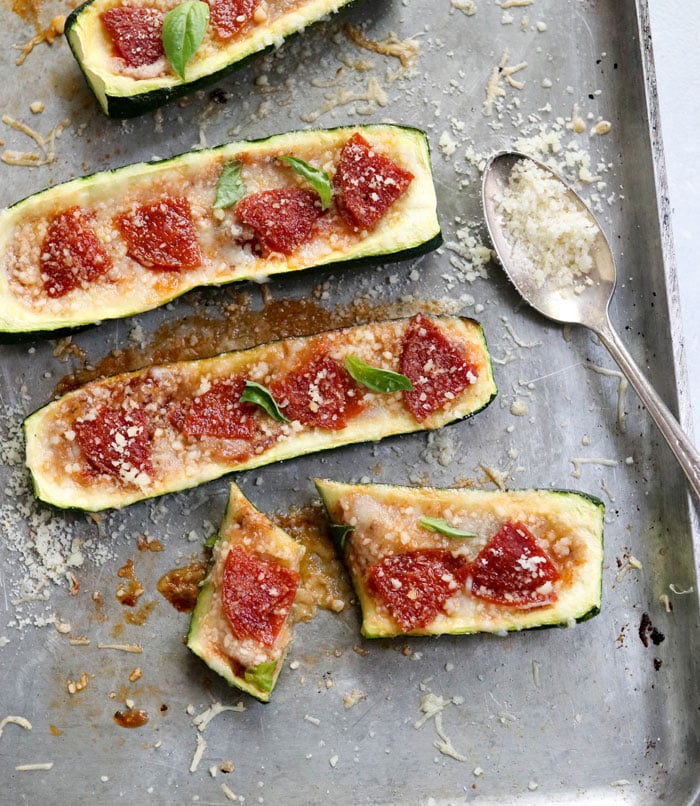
(481, 150), (700, 500)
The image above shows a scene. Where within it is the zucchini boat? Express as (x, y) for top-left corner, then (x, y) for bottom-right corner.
(65, 0), (356, 117)
(187, 483), (305, 702)
(24, 314), (497, 511)
(0, 125), (440, 333)
(314, 480), (604, 637)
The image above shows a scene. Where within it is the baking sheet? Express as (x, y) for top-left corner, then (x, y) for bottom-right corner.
(1, 0), (699, 803)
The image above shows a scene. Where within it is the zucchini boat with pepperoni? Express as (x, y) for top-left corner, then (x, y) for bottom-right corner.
(65, 0), (356, 117)
(187, 483), (304, 702)
(24, 314), (497, 511)
(314, 480), (604, 637)
(0, 125), (439, 333)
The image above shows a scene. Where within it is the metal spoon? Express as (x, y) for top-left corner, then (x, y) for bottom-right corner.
(482, 149), (700, 499)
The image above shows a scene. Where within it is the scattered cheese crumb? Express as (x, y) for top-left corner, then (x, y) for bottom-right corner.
(451, 0), (477, 15)
(569, 457), (618, 478)
(15, 763), (54, 771)
(29, 101), (45, 115)
(97, 642), (142, 653)
(342, 689), (367, 709)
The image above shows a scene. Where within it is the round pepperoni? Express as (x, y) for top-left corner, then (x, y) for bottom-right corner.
(333, 133), (414, 231)
(74, 405), (152, 480)
(367, 550), (468, 632)
(222, 547), (300, 646)
(40, 207), (113, 298)
(116, 197), (202, 270)
(271, 353), (365, 430)
(236, 188), (322, 255)
(181, 376), (257, 440)
(100, 7), (165, 68)
(469, 522), (560, 608)
(207, 0), (258, 38)
(400, 314), (478, 421)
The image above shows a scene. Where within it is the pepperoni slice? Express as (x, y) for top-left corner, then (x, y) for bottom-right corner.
(222, 547), (300, 646)
(180, 376), (256, 440)
(207, 0), (258, 38)
(101, 7), (165, 68)
(74, 405), (152, 479)
(469, 522), (560, 608)
(400, 313), (478, 421)
(40, 207), (112, 298)
(366, 550), (468, 632)
(116, 197), (202, 270)
(271, 354), (365, 430)
(333, 133), (414, 231)
(236, 188), (322, 255)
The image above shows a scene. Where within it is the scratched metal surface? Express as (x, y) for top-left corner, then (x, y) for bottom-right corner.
(0, 0), (698, 803)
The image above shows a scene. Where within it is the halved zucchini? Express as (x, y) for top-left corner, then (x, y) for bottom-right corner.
(66, 0), (357, 117)
(187, 483), (305, 702)
(314, 480), (604, 637)
(24, 314), (497, 511)
(0, 125), (440, 333)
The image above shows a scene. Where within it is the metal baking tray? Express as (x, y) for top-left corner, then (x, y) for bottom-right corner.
(1, 0), (698, 802)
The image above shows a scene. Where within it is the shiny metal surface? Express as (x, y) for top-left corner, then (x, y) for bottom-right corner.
(482, 150), (700, 500)
(1, 1), (699, 804)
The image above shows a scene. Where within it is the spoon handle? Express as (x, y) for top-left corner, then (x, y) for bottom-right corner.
(597, 318), (700, 500)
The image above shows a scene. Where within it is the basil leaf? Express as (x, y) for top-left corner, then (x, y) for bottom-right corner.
(278, 156), (332, 210)
(162, 0), (210, 81)
(214, 160), (246, 209)
(330, 523), (354, 549)
(240, 380), (289, 423)
(419, 517), (478, 539)
(244, 660), (278, 693)
(203, 533), (219, 548)
(345, 354), (413, 393)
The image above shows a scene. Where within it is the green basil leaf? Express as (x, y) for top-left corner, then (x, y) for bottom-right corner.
(162, 0), (210, 81)
(330, 523), (354, 549)
(278, 156), (332, 210)
(203, 533), (219, 548)
(240, 380), (289, 423)
(419, 517), (478, 539)
(214, 160), (246, 209)
(244, 660), (278, 693)
(345, 354), (413, 393)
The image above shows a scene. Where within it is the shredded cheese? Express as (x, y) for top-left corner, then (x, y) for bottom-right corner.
(1, 115), (70, 167)
(569, 457), (618, 478)
(585, 362), (629, 431)
(14, 16), (65, 66)
(190, 734), (207, 773)
(344, 24), (420, 69)
(0, 715), (32, 738)
(16, 762), (54, 771)
(97, 642), (143, 653)
(192, 701), (246, 732)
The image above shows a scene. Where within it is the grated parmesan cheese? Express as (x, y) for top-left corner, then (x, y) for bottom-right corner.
(495, 158), (599, 294)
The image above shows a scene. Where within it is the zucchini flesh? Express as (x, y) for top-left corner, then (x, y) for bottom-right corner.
(187, 483), (305, 702)
(24, 315), (497, 511)
(0, 125), (440, 333)
(314, 480), (604, 638)
(66, 0), (357, 117)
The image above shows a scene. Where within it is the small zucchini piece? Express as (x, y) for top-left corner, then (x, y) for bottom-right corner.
(187, 483), (305, 702)
(65, 0), (357, 117)
(0, 125), (440, 333)
(24, 314), (497, 511)
(314, 480), (604, 638)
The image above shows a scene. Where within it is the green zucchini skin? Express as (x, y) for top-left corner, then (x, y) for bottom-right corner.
(24, 315), (497, 511)
(314, 481), (604, 638)
(0, 125), (440, 333)
(187, 483), (304, 702)
(65, 0), (358, 117)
